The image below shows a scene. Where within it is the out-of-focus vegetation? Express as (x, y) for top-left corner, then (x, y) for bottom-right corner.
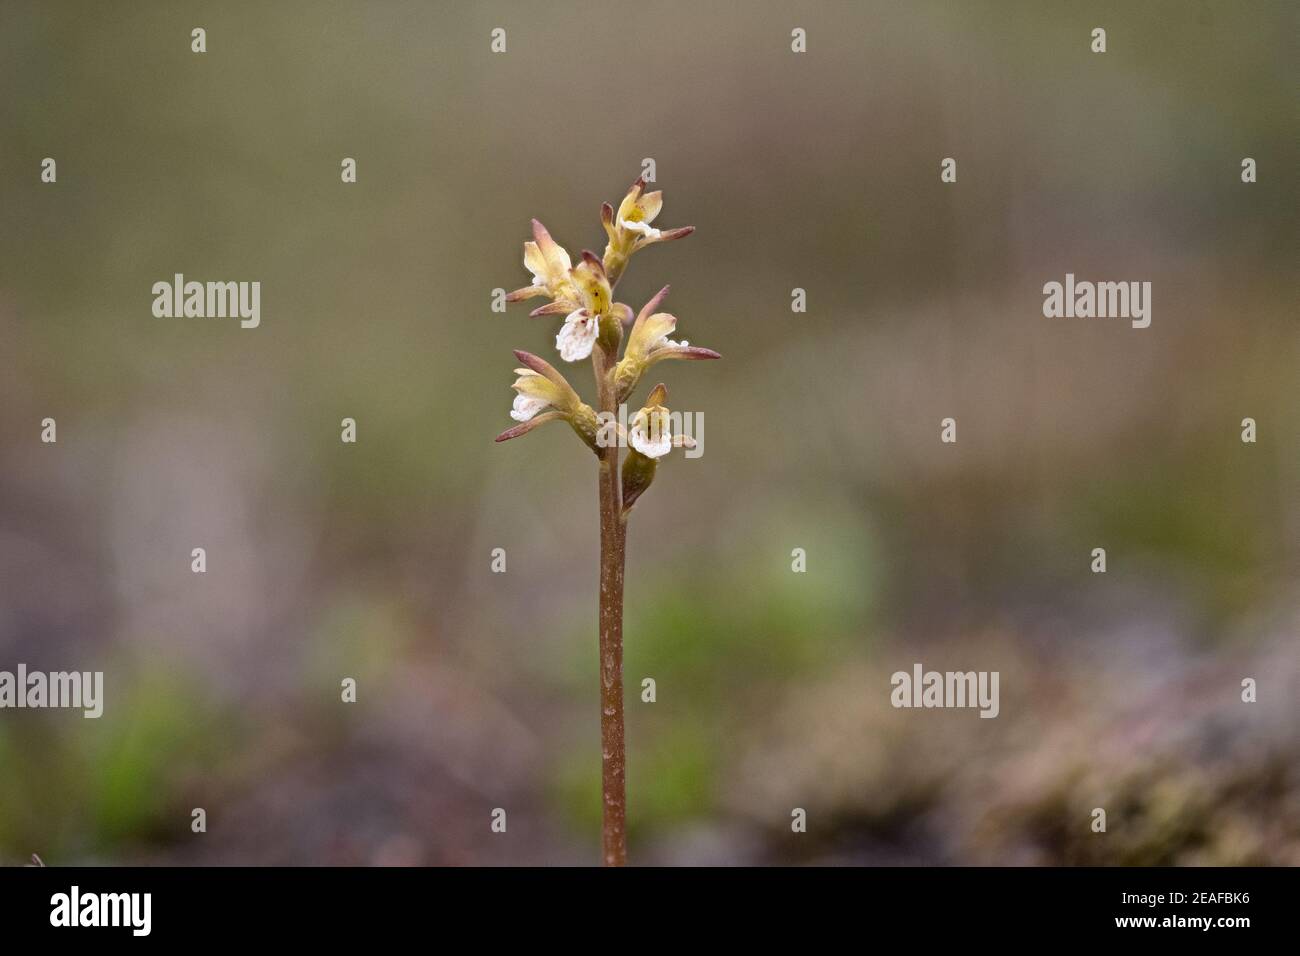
(0, 0), (1295, 865)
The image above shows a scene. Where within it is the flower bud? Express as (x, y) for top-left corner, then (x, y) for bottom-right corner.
(620, 448), (657, 516)
(597, 304), (628, 356)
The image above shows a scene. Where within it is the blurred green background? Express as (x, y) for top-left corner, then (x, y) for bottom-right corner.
(1, 0), (1296, 865)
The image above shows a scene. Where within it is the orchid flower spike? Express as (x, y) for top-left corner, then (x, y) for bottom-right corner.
(493, 173), (718, 867)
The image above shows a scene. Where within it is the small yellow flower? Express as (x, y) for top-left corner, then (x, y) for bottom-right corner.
(510, 368), (565, 421)
(601, 178), (694, 285)
(615, 181), (664, 239)
(507, 219), (614, 363)
(620, 384), (696, 515)
(614, 286), (720, 402)
(496, 350), (597, 448)
(629, 383), (696, 459)
(507, 219), (578, 306)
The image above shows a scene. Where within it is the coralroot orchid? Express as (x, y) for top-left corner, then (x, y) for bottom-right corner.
(495, 177), (719, 866)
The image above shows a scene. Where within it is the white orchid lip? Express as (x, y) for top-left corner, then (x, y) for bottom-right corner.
(621, 219), (662, 239)
(511, 393), (549, 422)
(629, 409), (672, 459)
(556, 309), (599, 362)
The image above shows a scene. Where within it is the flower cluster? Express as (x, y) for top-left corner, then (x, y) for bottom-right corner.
(496, 177), (719, 511)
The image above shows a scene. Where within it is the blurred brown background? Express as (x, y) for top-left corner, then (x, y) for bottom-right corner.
(1, 0), (1296, 865)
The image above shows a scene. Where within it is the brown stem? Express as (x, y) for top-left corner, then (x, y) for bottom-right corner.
(594, 345), (627, 866)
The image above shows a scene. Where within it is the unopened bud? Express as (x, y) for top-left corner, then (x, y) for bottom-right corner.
(621, 448), (658, 515)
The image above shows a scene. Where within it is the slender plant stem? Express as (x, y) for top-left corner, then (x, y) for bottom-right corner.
(595, 345), (627, 866)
